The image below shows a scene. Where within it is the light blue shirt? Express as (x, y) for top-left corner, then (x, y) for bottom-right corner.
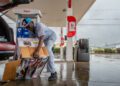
(35, 23), (56, 41)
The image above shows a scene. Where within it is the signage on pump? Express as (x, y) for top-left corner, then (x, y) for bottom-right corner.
(67, 16), (76, 37)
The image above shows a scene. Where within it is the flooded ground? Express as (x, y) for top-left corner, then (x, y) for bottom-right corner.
(1, 54), (120, 86)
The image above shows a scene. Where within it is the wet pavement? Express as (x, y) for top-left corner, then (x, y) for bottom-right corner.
(1, 54), (120, 86)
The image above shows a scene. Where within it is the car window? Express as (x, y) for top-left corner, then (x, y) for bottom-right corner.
(0, 36), (7, 42)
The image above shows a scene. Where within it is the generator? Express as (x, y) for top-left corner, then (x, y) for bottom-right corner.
(74, 39), (89, 62)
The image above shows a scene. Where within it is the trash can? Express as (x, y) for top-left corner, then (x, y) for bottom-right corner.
(74, 39), (89, 62)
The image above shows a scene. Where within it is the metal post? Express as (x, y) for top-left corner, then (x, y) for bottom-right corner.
(60, 46), (64, 60)
(60, 27), (64, 60)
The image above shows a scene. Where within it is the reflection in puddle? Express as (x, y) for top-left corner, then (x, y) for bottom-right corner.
(2, 54), (120, 86)
(90, 54), (120, 83)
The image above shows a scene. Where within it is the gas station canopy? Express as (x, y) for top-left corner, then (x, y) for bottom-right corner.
(5, 0), (95, 27)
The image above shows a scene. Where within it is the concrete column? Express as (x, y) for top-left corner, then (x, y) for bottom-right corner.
(66, 38), (73, 61)
(66, 0), (73, 61)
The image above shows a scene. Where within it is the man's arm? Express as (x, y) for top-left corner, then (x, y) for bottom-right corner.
(36, 35), (44, 52)
(33, 35), (44, 58)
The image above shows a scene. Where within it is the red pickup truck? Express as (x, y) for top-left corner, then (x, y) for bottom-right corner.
(0, 16), (15, 60)
(0, 0), (34, 60)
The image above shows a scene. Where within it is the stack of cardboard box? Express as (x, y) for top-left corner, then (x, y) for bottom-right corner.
(0, 38), (48, 81)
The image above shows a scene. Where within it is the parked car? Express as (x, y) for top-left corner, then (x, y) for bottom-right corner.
(0, 16), (15, 60)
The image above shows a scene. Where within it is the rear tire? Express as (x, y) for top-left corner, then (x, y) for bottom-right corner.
(0, 57), (9, 60)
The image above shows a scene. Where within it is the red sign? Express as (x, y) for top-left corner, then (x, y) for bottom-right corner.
(67, 16), (76, 37)
(68, 0), (72, 8)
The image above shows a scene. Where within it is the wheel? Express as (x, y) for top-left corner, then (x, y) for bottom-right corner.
(0, 56), (9, 60)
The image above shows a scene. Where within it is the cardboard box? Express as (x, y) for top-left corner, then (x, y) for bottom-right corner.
(20, 47), (49, 58)
(18, 38), (49, 58)
(0, 60), (20, 81)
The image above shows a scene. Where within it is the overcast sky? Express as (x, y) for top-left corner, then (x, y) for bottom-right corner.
(75, 0), (120, 47)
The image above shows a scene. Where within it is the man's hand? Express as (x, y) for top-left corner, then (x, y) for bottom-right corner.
(33, 49), (39, 58)
(32, 36), (44, 58)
